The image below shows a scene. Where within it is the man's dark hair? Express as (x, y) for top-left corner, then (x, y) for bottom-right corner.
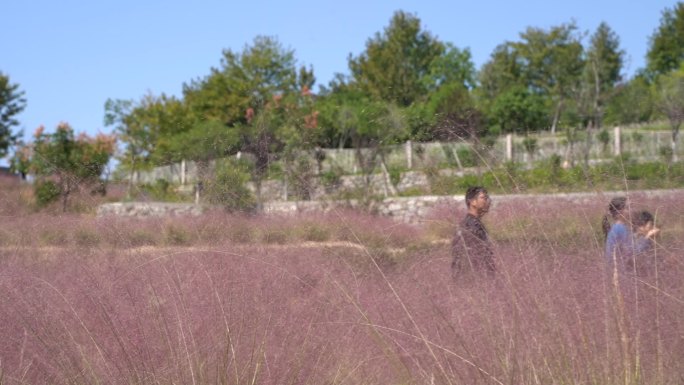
(632, 211), (654, 228)
(465, 186), (487, 208)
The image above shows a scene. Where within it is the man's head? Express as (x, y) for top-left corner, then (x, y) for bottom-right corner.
(465, 186), (491, 217)
(633, 210), (654, 235)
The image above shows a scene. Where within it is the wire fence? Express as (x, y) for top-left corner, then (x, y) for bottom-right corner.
(131, 127), (682, 186)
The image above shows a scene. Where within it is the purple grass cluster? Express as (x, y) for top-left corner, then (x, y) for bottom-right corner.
(1, 192), (683, 384)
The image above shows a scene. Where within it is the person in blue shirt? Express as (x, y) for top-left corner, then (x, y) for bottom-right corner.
(632, 211), (659, 253)
(602, 196), (631, 269)
(628, 210), (660, 275)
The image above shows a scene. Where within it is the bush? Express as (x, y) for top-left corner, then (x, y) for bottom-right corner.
(660, 146), (674, 163)
(164, 224), (192, 245)
(34, 180), (60, 207)
(455, 147), (478, 167)
(597, 129), (611, 152)
(205, 159), (256, 212)
(128, 229), (159, 247)
(74, 228), (101, 247)
(387, 165), (403, 187)
(139, 178), (184, 202)
(454, 174), (480, 192)
(320, 166), (343, 192)
(285, 155), (315, 200)
(429, 174), (460, 195)
(522, 137), (538, 156)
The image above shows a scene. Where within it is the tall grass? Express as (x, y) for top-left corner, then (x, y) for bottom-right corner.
(1, 192), (683, 384)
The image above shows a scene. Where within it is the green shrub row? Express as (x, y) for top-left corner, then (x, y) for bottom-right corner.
(428, 155), (684, 195)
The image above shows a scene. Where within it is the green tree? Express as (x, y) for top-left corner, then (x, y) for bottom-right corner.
(183, 35), (300, 126)
(239, 100), (288, 207)
(417, 82), (484, 140)
(348, 10), (444, 107)
(655, 67), (684, 161)
(204, 157), (255, 211)
(314, 79), (358, 149)
(318, 86), (407, 198)
(164, 120), (240, 183)
(514, 23), (585, 134)
(278, 84), (322, 200)
(0, 72), (27, 157)
(422, 43), (476, 91)
(489, 86), (548, 134)
(104, 94), (190, 195)
(179, 36), (312, 206)
(647, 2), (684, 76)
(478, 43), (525, 102)
(414, 43), (479, 140)
(30, 123), (116, 211)
(585, 22), (624, 129)
(603, 76), (654, 125)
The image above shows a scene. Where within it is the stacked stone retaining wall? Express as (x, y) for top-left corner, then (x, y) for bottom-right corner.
(97, 189), (682, 224)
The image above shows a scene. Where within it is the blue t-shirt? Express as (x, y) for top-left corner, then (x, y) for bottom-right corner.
(631, 233), (654, 255)
(605, 222), (631, 265)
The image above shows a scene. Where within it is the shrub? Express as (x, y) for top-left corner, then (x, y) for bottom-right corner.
(320, 166), (343, 192)
(38, 228), (68, 246)
(597, 129), (611, 152)
(297, 224), (331, 242)
(260, 229), (289, 244)
(34, 180), (60, 207)
(659, 145), (674, 163)
(205, 159), (256, 212)
(398, 185), (430, 197)
(387, 165), (403, 188)
(454, 174), (480, 192)
(74, 228), (101, 247)
(428, 174), (460, 195)
(139, 178), (184, 202)
(164, 224), (191, 245)
(285, 155), (315, 200)
(128, 229), (159, 247)
(228, 223), (255, 244)
(455, 147), (477, 167)
(522, 137), (538, 157)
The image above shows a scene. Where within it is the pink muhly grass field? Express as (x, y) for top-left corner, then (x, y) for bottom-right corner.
(0, 193), (683, 384)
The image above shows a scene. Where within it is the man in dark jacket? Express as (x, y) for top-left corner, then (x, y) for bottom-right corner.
(451, 186), (495, 276)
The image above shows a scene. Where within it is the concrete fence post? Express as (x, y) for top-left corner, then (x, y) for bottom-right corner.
(406, 140), (413, 169)
(614, 126), (621, 156)
(181, 159), (186, 185)
(506, 134), (513, 161)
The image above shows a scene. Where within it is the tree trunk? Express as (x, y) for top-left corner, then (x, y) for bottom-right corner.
(379, 156), (398, 197)
(60, 176), (71, 212)
(672, 128), (679, 163)
(550, 100), (564, 135)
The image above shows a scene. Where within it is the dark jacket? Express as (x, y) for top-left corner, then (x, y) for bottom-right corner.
(451, 213), (495, 274)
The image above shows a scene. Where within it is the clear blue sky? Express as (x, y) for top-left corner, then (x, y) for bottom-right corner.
(4, 0), (679, 151)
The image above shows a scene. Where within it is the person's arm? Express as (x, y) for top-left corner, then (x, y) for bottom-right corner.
(646, 227), (660, 240)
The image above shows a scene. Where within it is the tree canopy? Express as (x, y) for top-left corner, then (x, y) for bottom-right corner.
(348, 10), (445, 107)
(0, 72), (26, 158)
(26, 123), (116, 211)
(647, 2), (684, 76)
(89, 7), (675, 197)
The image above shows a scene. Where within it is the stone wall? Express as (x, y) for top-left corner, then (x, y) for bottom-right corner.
(96, 202), (207, 218)
(97, 188), (682, 223)
(97, 195), (463, 223)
